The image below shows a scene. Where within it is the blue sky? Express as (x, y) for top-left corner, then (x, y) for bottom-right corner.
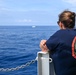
(0, 0), (76, 26)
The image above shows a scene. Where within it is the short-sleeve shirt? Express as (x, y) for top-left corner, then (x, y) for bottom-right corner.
(46, 29), (76, 75)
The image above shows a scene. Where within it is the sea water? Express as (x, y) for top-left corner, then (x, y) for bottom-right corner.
(0, 26), (59, 75)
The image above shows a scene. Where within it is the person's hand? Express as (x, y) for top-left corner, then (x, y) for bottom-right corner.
(40, 40), (48, 52)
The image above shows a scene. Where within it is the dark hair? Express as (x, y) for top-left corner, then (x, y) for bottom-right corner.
(58, 10), (76, 28)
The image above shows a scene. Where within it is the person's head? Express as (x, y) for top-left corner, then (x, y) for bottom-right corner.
(57, 10), (76, 29)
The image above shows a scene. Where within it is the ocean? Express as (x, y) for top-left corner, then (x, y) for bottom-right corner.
(0, 26), (59, 75)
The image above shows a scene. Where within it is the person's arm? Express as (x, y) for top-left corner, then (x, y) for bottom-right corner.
(40, 40), (49, 52)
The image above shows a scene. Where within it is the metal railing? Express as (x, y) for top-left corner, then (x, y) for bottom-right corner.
(37, 51), (56, 75)
(0, 59), (37, 72)
(0, 51), (56, 75)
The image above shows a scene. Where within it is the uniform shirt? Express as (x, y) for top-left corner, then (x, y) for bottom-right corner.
(46, 29), (76, 75)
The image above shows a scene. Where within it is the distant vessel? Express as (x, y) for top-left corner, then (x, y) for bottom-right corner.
(32, 26), (36, 28)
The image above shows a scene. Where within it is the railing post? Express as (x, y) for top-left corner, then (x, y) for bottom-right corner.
(37, 51), (56, 75)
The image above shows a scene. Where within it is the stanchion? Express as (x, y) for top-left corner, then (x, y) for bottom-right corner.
(37, 51), (56, 75)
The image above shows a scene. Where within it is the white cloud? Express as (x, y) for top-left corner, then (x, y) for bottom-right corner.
(62, 0), (76, 5)
(0, 7), (11, 14)
(16, 19), (33, 23)
(0, 7), (9, 11)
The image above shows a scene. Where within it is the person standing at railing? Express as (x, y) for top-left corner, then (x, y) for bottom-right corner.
(40, 10), (76, 75)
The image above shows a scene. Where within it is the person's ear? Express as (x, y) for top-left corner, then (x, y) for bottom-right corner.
(59, 22), (64, 29)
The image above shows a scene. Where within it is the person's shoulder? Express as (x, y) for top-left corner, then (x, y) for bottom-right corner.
(53, 29), (68, 37)
(55, 29), (76, 35)
(56, 29), (70, 33)
(73, 29), (76, 31)
(54, 29), (65, 34)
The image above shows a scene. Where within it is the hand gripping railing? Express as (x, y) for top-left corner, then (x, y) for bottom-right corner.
(37, 51), (56, 75)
